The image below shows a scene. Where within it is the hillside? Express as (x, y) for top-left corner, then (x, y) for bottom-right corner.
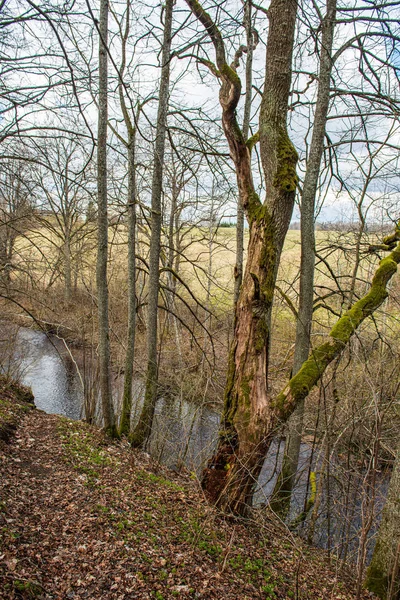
(0, 386), (371, 600)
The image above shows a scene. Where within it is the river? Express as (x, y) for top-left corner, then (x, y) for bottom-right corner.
(0, 322), (388, 563)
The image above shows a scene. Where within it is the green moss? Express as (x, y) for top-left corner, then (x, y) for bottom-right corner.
(273, 128), (298, 193)
(289, 342), (334, 400)
(254, 318), (269, 353)
(330, 314), (358, 341)
(220, 62), (241, 89)
(58, 420), (111, 480)
(13, 580), (43, 598)
(240, 375), (252, 406)
(246, 131), (259, 152)
(137, 470), (184, 492)
(273, 392), (287, 414)
(247, 201), (268, 225)
(365, 555), (389, 599)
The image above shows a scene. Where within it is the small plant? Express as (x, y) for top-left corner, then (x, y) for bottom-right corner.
(261, 583), (277, 598)
(13, 579), (43, 598)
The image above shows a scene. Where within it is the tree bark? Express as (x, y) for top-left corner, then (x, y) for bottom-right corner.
(365, 446), (400, 599)
(186, 0), (299, 515)
(270, 0), (337, 519)
(120, 134), (137, 436)
(131, 0), (174, 448)
(96, 0), (116, 437)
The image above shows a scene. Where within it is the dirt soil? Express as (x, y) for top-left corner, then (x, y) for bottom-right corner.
(0, 400), (371, 599)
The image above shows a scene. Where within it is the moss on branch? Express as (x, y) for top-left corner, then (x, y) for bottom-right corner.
(275, 240), (400, 420)
(246, 131), (259, 152)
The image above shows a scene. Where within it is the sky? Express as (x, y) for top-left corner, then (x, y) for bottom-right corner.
(1, 0), (399, 225)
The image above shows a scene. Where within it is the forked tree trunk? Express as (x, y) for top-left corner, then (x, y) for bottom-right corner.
(131, 0), (174, 448)
(270, 0), (337, 519)
(96, 0), (116, 437)
(186, 0), (299, 515)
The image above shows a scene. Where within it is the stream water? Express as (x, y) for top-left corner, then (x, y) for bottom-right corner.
(0, 322), (388, 563)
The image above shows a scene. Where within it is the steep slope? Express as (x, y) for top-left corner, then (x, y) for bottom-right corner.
(0, 400), (369, 599)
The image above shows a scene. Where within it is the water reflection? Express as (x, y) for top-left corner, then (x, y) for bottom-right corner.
(3, 325), (83, 420)
(1, 323), (388, 563)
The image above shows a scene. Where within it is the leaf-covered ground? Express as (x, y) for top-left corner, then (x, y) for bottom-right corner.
(0, 397), (371, 599)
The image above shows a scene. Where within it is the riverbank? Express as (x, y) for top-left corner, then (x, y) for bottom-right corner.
(0, 401), (372, 599)
(0, 376), (34, 444)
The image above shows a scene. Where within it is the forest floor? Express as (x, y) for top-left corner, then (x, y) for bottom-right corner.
(0, 381), (371, 600)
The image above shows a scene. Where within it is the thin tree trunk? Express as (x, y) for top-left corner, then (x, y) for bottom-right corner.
(96, 0), (116, 437)
(64, 237), (72, 301)
(63, 162), (72, 302)
(116, 2), (139, 437)
(166, 172), (179, 307)
(233, 0), (254, 306)
(120, 134), (137, 436)
(131, 0), (174, 448)
(270, 0), (337, 518)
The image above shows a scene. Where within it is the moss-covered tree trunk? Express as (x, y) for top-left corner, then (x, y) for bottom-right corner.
(270, 0), (337, 519)
(186, 0), (299, 515)
(365, 445), (400, 599)
(275, 232), (400, 420)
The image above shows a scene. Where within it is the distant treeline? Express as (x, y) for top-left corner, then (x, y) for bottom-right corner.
(289, 221), (395, 232)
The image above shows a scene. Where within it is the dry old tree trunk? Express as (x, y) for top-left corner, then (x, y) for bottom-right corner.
(185, 0), (299, 514)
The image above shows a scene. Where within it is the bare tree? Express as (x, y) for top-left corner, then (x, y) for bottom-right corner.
(0, 157), (36, 286)
(96, 0), (116, 437)
(131, 0), (174, 448)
